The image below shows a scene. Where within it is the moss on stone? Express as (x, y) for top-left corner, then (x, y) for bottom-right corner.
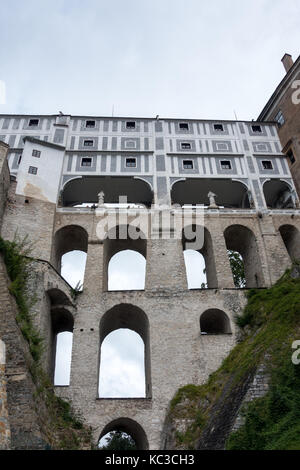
(166, 266), (300, 449)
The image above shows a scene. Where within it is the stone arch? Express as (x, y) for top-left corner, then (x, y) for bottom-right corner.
(99, 417), (149, 450)
(51, 306), (74, 385)
(224, 224), (264, 288)
(52, 224), (88, 273)
(61, 175), (153, 207)
(263, 179), (296, 209)
(98, 304), (151, 398)
(45, 288), (74, 384)
(200, 309), (232, 335)
(103, 225), (147, 291)
(171, 178), (250, 208)
(279, 224), (300, 263)
(182, 225), (218, 288)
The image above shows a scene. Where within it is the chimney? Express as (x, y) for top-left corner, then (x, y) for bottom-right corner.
(281, 53), (294, 73)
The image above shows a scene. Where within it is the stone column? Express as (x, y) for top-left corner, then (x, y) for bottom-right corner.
(257, 215), (291, 285)
(209, 218), (235, 289)
(83, 240), (105, 295)
(145, 238), (188, 290)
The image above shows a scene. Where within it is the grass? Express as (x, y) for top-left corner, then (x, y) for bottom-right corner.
(167, 266), (300, 450)
(0, 234), (93, 449)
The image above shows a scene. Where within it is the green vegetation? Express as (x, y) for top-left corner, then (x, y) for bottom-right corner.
(167, 266), (300, 450)
(0, 235), (92, 450)
(98, 431), (137, 450)
(0, 235), (43, 362)
(228, 250), (246, 288)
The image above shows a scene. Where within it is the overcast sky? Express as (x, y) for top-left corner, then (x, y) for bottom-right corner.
(5, 0), (299, 427)
(1, 0), (299, 120)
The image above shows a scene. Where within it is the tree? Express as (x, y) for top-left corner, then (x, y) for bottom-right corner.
(228, 250), (246, 288)
(98, 430), (137, 450)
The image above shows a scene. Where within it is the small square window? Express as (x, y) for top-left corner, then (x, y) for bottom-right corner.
(181, 142), (191, 150)
(126, 158), (137, 168)
(287, 149), (295, 165)
(221, 160), (231, 170)
(83, 139), (94, 147)
(183, 160), (193, 169)
(262, 160), (273, 170)
(81, 157), (92, 167)
(32, 149), (41, 158)
(126, 121), (136, 129)
(275, 111), (285, 127)
(85, 120), (96, 128)
(28, 119), (39, 127)
(214, 124), (224, 132)
(28, 166), (38, 175)
(252, 125), (262, 133)
(179, 122), (189, 130)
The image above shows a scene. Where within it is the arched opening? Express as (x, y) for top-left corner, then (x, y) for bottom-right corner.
(98, 304), (151, 399)
(98, 418), (149, 450)
(52, 225), (88, 287)
(54, 331), (73, 386)
(108, 250), (146, 291)
(62, 176), (153, 207)
(263, 180), (297, 209)
(99, 329), (145, 397)
(224, 224), (264, 288)
(51, 307), (74, 385)
(182, 225), (217, 288)
(61, 250), (87, 290)
(184, 250), (206, 288)
(279, 225), (300, 263)
(200, 309), (231, 335)
(171, 178), (250, 208)
(103, 225), (147, 291)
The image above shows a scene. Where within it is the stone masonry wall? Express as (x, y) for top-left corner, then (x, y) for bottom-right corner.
(0, 339), (10, 450)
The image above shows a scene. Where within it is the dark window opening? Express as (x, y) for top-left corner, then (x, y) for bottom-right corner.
(221, 160), (231, 170)
(29, 119), (39, 127)
(183, 160), (193, 169)
(179, 122), (189, 130)
(126, 158), (137, 168)
(32, 149), (41, 158)
(28, 166), (38, 175)
(214, 124), (224, 131)
(81, 157), (92, 167)
(83, 140), (94, 147)
(18, 155), (22, 165)
(181, 142), (191, 150)
(251, 125), (262, 133)
(86, 120), (96, 128)
(126, 121), (136, 129)
(262, 160), (273, 170)
(287, 149), (295, 165)
(275, 111), (285, 127)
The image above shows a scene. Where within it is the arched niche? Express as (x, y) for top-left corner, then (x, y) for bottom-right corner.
(103, 225), (147, 291)
(99, 304), (151, 398)
(182, 225), (218, 288)
(263, 180), (296, 209)
(279, 224), (300, 263)
(224, 224), (264, 288)
(200, 309), (231, 335)
(99, 418), (149, 450)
